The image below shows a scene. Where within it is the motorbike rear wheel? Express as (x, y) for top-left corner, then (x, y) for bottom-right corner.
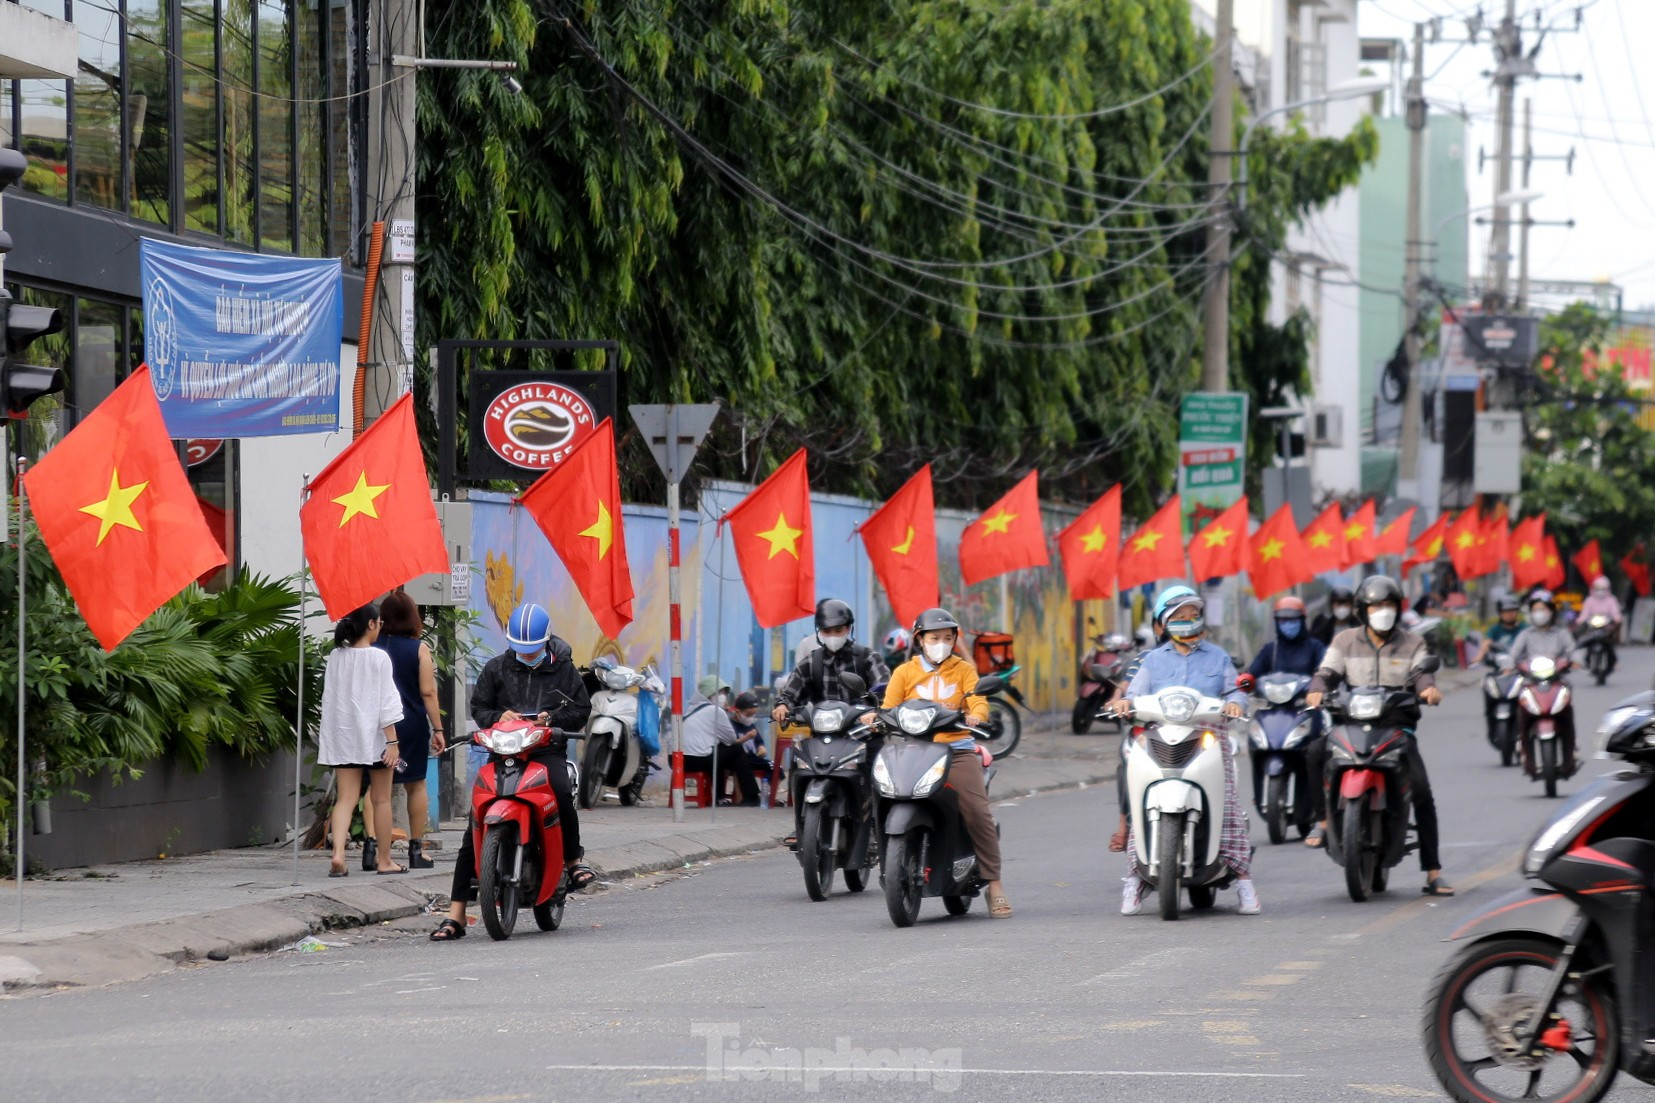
(844, 867), (867, 893)
(943, 894), (971, 916)
(578, 740), (607, 810)
(800, 806), (835, 902)
(1188, 885), (1216, 909)
(533, 887), (565, 931)
(1422, 936), (1619, 1103)
(1071, 696), (1096, 735)
(884, 831), (924, 928)
(478, 825), (520, 941)
(618, 758), (648, 807)
(1157, 814), (1184, 921)
(1343, 801), (1375, 903)
(1499, 719), (1517, 768)
(1265, 774), (1289, 845)
(979, 699), (1022, 757)
(1541, 739), (1559, 799)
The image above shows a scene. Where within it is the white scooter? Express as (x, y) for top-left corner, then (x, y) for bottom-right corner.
(578, 658), (666, 809)
(1123, 685), (1240, 920)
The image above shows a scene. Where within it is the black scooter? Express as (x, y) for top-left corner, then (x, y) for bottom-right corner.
(786, 673), (878, 902)
(1424, 691), (1655, 1103)
(874, 674), (1004, 927)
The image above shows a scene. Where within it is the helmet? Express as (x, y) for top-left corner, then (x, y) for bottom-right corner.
(913, 607), (960, 635)
(815, 598), (854, 632)
(1329, 586), (1355, 603)
(883, 627), (910, 654)
(1153, 584), (1201, 624)
(1528, 589), (1556, 610)
(1496, 596), (1522, 613)
(505, 603), (551, 653)
(1101, 632), (1132, 651)
(1134, 624), (1156, 649)
(1592, 576), (1611, 593)
(1273, 596), (1306, 618)
(1354, 575), (1403, 612)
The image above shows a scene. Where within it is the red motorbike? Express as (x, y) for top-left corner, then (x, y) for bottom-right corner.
(1517, 654), (1574, 799)
(1071, 632), (1132, 734)
(469, 715), (585, 941)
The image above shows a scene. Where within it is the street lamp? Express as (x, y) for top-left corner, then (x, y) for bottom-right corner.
(1234, 76), (1391, 210)
(1429, 189), (1544, 242)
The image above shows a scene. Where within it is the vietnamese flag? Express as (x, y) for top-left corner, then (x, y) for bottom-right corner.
(1300, 503), (1348, 576)
(1056, 484), (1121, 600)
(959, 471), (1049, 586)
(1342, 499), (1378, 567)
(1477, 506), (1510, 577)
(1509, 514), (1548, 590)
(21, 366), (227, 650)
(1402, 513), (1449, 575)
(723, 449), (815, 628)
(1249, 504), (1312, 599)
(300, 392), (450, 619)
(1572, 539), (1606, 586)
(1445, 509), (1484, 579)
(1374, 506), (1416, 559)
(1543, 535), (1566, 590)
(1117, 496), (1185, 592)
(1621, 546), (1652, 598)
(518, 419), (635, 639)
(1188, 497), (1249, 582)
(859, 465), (939, 627)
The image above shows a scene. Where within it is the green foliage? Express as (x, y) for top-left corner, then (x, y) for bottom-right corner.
(0, 527), (324, 832)
(1521, 303), (1655, 561)
(419, 0), (1375, 515)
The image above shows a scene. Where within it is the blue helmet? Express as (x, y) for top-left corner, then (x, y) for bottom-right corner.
(505, 603), (551, 653)
(1152, 584), (1200, 625)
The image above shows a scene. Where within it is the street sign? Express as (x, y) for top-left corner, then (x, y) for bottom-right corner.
(1473, 411), (1522, 494)
(631, 403), (719, 484)
(1461, 313), (1538, 368)
(1177, 392), (1249, 534)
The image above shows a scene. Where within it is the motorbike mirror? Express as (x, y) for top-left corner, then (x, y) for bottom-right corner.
(1417, 654), (1442, 674)
(974, 674), (1006, 696)
(839, 672), (868, 701)
(1236, 673), (1256, 693)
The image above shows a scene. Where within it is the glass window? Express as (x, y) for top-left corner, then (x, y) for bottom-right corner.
(73, 298), (124, 420)
(19, 1), (66, 15)
(182, 437), (235, 591)
(326, 0), (354, 258)
(6, 285), (72, 460)
(295, 0), (326, 255)
(18, 80), (69, 202)
(74, 0), (125, 210)
(180, 0), (221, 234)
(126, 0), (173, 225)
(257, 0), (295, 251)
(223, 0), (256, 243)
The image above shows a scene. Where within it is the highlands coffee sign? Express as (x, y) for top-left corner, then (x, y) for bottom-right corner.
(466, 370), (616, 480)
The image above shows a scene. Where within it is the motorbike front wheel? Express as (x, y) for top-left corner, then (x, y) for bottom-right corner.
(578, 740), (608, 809)
(1070, 696), (1096, 735)
(1157, 814), (1184, 921)
(478, 825), (521, 941)
(883, 831), (925, 928)
(800, 805), (835, 902)
(1541, 738), (1559, 799)
(1343, 801), (1376, 903)
(1422, 936), (1619, 1103)
(1498, 719), (1517, 768)
(979, 699), (1022, 757)
(1265, 773), (1289, 845)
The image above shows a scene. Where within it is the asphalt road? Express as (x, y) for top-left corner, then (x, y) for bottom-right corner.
(5, 647), (1654, 1103)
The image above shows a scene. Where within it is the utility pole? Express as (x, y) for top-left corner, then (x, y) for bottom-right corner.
(1487, 0), (1520, 307)
(366, 0), (420, 425)
(1200, 0), (1235, 393)
(1516, 98), (1533, 311)
(1397, 22), (1428, 504)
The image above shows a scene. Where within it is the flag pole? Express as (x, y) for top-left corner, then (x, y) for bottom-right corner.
(293, 475), (310, 887)
(15, 455), (27, 931)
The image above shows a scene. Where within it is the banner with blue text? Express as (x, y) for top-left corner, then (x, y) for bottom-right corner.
(140, 238), (344, 438)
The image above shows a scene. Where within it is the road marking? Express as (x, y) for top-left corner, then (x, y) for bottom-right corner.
(1094, 1019), (1166, 1031)
(644, 952), (748, 970)
(1277, 960), (1323, 971)
(1242, 974), (1304, 986)
(623, 1076), (702, 1087)
(1348, 855), (1519, 941)
(542, 1064), (1304, 1080)
(1346, 1084), (1438, 1097)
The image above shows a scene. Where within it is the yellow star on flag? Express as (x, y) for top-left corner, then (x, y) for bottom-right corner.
(1426, 538), (1444, 557)
(1201, 525), (1233, 548)
(1308, 530), (1334, 549)
(332, 472), (391, 527)
(1516, 544), (1536, 562)
(1256, 537), (1285, 562)
(1455, 532), (1476, 549)
(757, 511), (803, 559)
(79, 468), (149, 546)
(1546, 553), (1560, 567)
(1079, 526), (1108, 554)
(892, 526), (916, 555)
(579, 500), (614, 560)
(1130, 529), (1165, 554)
(1344, 522), (1366, 541)
(981, 509), (1016, 536)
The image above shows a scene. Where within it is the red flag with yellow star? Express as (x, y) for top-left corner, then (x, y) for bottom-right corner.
(1572, 539), (1606, 587)
(1248, 504), (1312, 599)
(1622, 545), (1652, 598)
(959, 471), (1048, 587)
(859, 465), (939, 628)
(299, 392), (449, 619)
(1300, 503), (1348, 576)
(1402, 513), (1449, 575)
(1374, 506), (1416, 559)
(21, 366), (226, 650)
(724, 449), (815, 628)
(518, 419), (635, 639)
(1056, 484), (1121, 600)
(1342, 499), (1378, 567)
(1509, 514), (1548, 590)
(1187, 497), (1249, 582)
(1476, 506), (1509, 577)
(1117, 496), (1185, 592)
(1444, 509), (1484, 579)
(1543, 535), (1566, 590)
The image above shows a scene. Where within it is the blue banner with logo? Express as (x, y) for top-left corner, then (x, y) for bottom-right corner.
(140, 238), (344, 438)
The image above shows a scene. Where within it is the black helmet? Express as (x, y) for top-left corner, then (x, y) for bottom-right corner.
(1354, 575), (1403, 614)
(1330, 586), (1355, 603)
(913, 607), (960, 635)
(1497, 596), (1522, 613)
(814, 598), (854, 632)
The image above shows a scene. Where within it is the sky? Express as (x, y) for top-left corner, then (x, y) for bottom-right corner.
(1358, 0), (1655, 312)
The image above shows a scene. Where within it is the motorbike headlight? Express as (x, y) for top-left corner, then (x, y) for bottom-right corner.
(1160, 692), (1197, 724)
(1262, 682), (1295, 706)
(486, 728), (526, 755)
(872, 755), (896, 797)
(912, 758), (948, 798)
(812, 710), (844, 733)
(1530, 656), (1557, 681)
(1283, 719), (1316, 749)
(898, 707), (937, 735)
(1348, 693), (1382, 721)
(1248, 722), (1269, 751)
(1524, 796), (1607, 877)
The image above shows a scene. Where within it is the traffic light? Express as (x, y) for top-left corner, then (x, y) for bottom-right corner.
(0, 147), (64, 417)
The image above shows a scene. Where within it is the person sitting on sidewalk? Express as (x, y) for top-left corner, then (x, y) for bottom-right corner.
(729, 691), (774, 777)
(684, 676), (759, 807)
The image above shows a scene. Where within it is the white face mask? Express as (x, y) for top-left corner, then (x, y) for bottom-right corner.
(923, 641), (953, 665)
(1367, 607), (1398, 633)
(1530, 608), (1553, 627)
(1332, 604), (1352, 620)
(820, 633), (848, 653)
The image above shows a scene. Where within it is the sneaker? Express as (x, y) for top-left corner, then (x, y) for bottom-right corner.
(1120, 875), (1145, 916)
(1236, 879), (1262, 915)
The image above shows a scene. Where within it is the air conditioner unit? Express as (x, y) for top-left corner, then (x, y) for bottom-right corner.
(1308, 405), (1343, 448)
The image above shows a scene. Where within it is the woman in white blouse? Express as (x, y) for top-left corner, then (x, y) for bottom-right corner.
(319, 602), (406, 876)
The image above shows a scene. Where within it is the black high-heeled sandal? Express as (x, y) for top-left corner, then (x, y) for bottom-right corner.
(361, 838), (377, 872)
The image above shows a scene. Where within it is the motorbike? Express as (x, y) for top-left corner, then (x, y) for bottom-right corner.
(578, 658), (666, 809)
(467, 714), (585, 941)
(1519, 654), (1576, 799)
(1483, 650), (1523, 768)
(1322, 655), (1440, 903)
(873, 674), (1006, 927)
(1121, 684), (1240, 920)
(787, 672), (879, 901)
(1244, 671), (1319, 844)
(1578, 614), (1615, 686)
(1071, 633), (1132, 735)
(1422, 690), (1655, 1103)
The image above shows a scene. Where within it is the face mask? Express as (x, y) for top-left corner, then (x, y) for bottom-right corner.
(514, 649), (543, 667)
(1167, 617), (1204, 641)
(1332, 605), (1352, 620)
(1367, 607), (1398, 633)
(923, 641), (953, 665)
(820, 633), (848, 653)
(1530, 608), (1553, 627)
(1277, 619), (1303, 640)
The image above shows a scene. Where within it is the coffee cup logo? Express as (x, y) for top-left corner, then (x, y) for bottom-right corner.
(482, 381), (595, 471)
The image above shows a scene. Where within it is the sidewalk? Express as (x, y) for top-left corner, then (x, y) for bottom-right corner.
(0, 721), (1111, 993)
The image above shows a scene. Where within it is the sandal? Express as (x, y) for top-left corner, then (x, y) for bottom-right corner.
(1304, 825), (1327, 849)
(987, 890), (1013, 919)
(783, 834), (798, 850)
(1108, 825), (1128, 853)
(328, 859), (349, 878)
(1422, 876), (1456, 897)
(429, 918), (466, 942)
(376, 863), (408, 875)
(566, 864), (598, 891)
